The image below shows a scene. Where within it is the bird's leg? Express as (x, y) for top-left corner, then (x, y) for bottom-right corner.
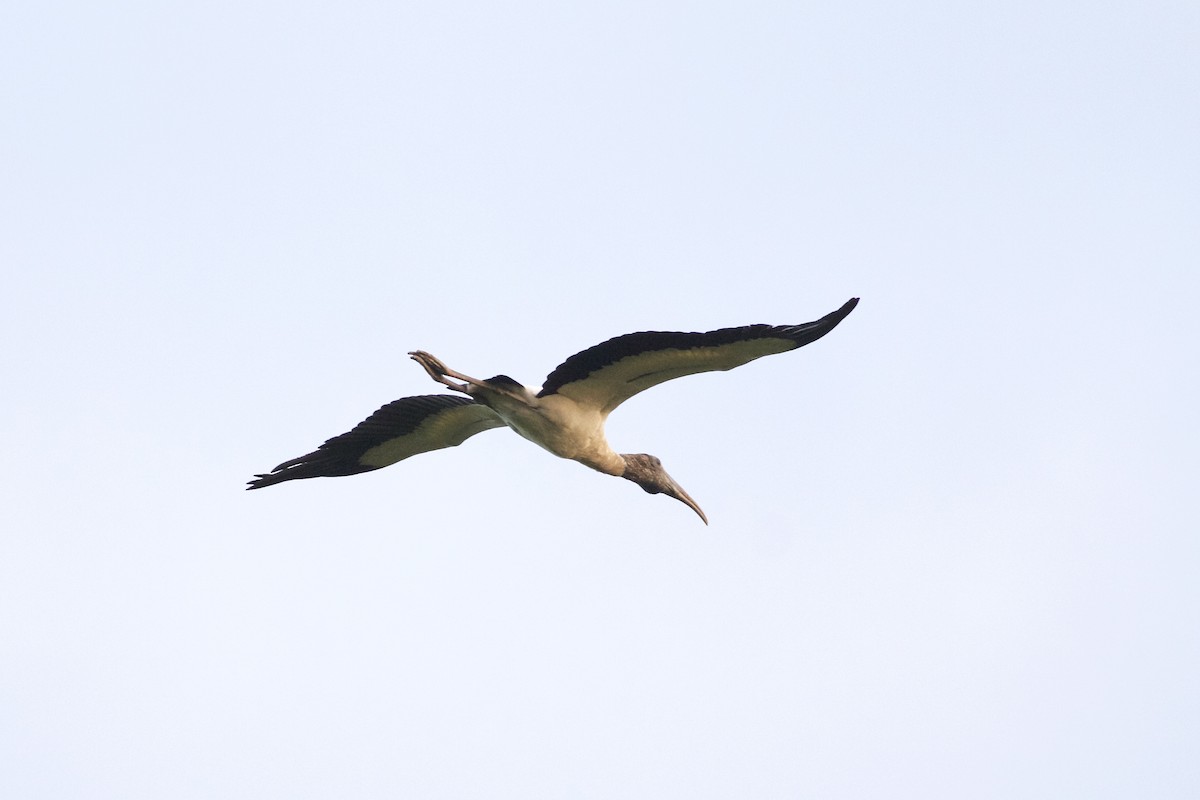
(408, 350), (488, 394)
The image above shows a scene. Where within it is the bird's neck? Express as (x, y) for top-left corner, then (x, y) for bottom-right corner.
(583, 450), (626, 477)
(617, 453), (653, 485)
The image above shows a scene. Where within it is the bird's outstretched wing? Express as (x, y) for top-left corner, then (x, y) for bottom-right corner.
(247, 394), (505, 489)
(537, 297), (859, 415)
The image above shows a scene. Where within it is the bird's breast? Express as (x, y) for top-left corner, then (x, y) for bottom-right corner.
(494, 394), (622, 475)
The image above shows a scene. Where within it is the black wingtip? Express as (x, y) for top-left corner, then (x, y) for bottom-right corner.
(812, 297), (859, 333)
(775, 297), (860, 349)
(246, 473), (278, 490)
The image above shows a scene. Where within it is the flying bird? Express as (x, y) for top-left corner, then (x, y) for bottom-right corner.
(248, 297), (859, 523)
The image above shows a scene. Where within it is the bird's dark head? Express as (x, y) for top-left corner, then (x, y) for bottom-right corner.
(620, 454), (708, 525)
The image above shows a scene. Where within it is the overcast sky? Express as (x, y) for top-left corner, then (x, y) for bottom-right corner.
(3, 1), (1197, 797)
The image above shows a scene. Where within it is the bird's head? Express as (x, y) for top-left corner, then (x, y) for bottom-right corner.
(620, 454), (708, 525)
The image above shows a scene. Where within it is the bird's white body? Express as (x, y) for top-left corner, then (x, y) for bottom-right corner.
(468, 385), (625, 476)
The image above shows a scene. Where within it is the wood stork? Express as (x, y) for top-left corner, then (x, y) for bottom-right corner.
(248, 297), (859, 523)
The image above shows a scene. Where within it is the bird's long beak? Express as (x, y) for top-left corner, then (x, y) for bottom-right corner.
(663, 476), (708, 525)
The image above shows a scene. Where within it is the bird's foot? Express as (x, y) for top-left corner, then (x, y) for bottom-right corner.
(408, 350), (482, 394)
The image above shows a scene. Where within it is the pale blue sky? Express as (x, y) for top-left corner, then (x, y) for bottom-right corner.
(2, 1), (1197, 797)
